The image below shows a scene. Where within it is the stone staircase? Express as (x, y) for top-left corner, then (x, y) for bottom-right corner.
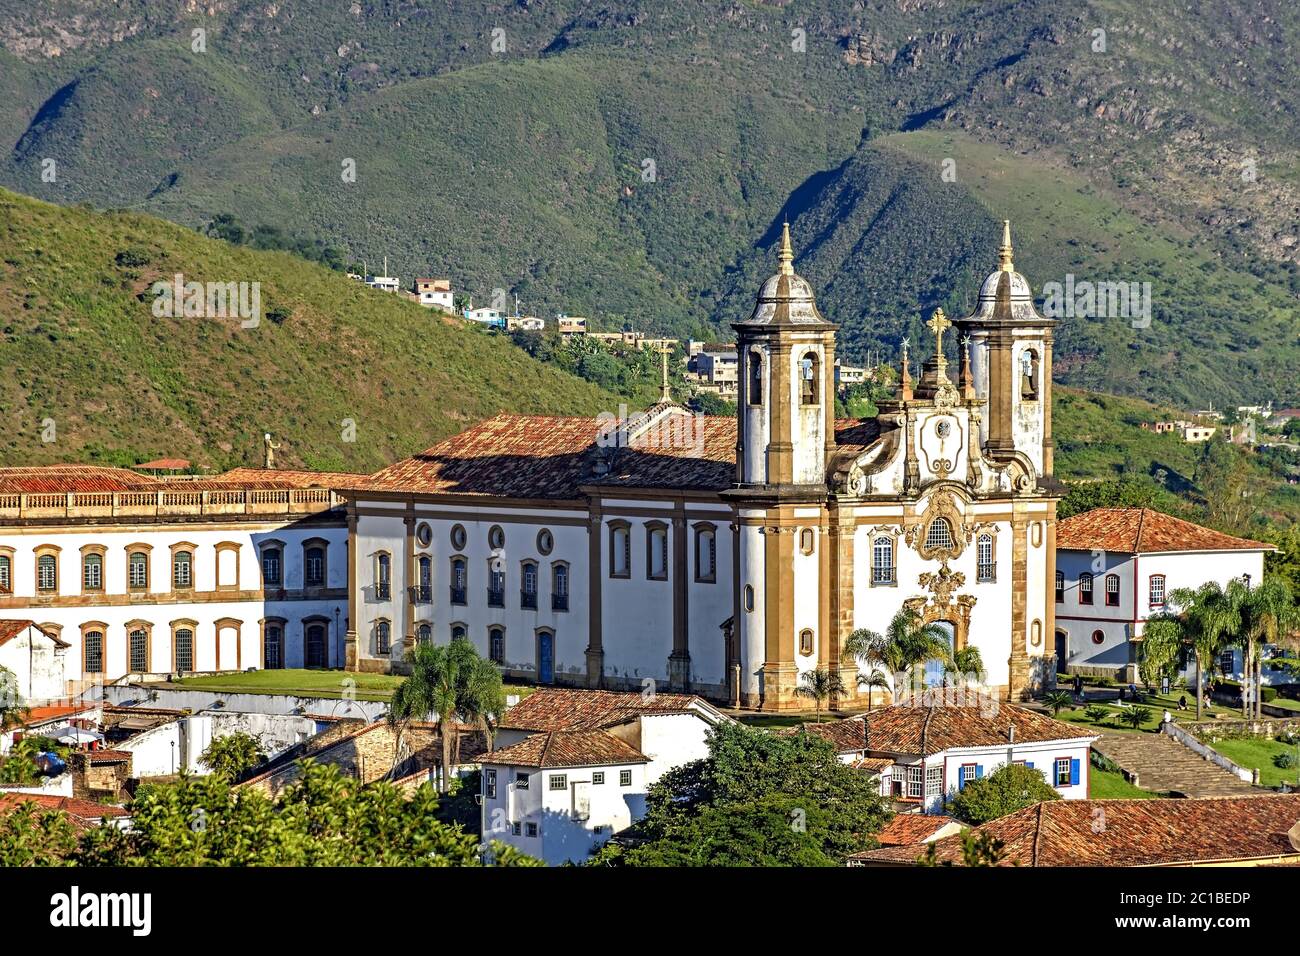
(1093, 731), (1259, 798)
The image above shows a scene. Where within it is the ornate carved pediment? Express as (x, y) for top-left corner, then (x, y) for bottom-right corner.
(918, 562), (965, 608)
(906, 487), (968, 562)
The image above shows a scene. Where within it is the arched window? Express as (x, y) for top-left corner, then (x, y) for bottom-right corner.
(129, 626), (149, 673)
(375, 553), (391, 600)
(83, 630), (104, 674)
(872, 537), (895, 586)
(451, 623), (468, 643)
(417, 622), (432, 646)
(417, 554), (432, 602)
(173, 550), (193, 589)
(262, 546), (283, 587)
(304, 545), (326, 587)
(1105, 574), (1120, 607)
(0, 554), (10, 593)
(694, 525), (717, 583)
(521, 561), (538, 609)
(609, 522), (631, 578)
(1079, 572), (1094, 605)
(488, 557), (506, 607)
(82, 552), (104, 592)
(924, 518), (953, 552)
(264, 622), (284, 670)
(1020, 349), (1039, 400)
(552, 563), (570, 612)
(489, 627), (505, 664)
(744, 585), (755, 612)
(748, 351), (763, 406)
(976, 533), (995, 582)
(1149, 575), (1166, 608)
(799, 352), (819, 405)
(174, 627), (194, 673)
(37, 553), (57, 592)
(799, 528), (815, 555)
(1055, 570), (1065, 603)
(647, 523), (668, 581)
(799, 629), (814, 655)
(375, 620), (391, 655)
(450, 557), (467, 605)
(129, 551), (149, 591)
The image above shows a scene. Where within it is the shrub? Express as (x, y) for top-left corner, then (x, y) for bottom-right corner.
(1084, 705), (1110, 723)
(946, 763), (1061, 825)
(1273, 751), (1295, 770)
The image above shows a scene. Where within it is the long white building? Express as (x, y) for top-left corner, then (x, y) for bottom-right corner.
(0, 466), (356, 691)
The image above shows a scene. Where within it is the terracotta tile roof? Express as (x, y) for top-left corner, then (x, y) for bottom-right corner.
(790, 701), (1095, 757)
(852, 756), (894, 773)
(0, 465), (160, 494)
(0, 619), (68, 648)
(194, 467), (367, 491)
(0, 793), (128, 821)
(1057, 508), (1274, 554)
(876, 813), (963, 846)
(479, 730), (649, 768)
(87, 749), (132, 764)
(21, 704), (95, 725)
(136, 458), (191, 471)
(352, 413), (882, 499)
(498, 688), (712, 732)
(853, 796), (1300, 866)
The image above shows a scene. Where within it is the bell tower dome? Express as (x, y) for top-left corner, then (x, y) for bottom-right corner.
(732, 223), (838, 488)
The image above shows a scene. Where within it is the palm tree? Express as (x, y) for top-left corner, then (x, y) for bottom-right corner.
(452, 642), (507, 762)
(857, 669), (891, 713)
(948, 646), (986, 687)
(843, 608), (954, 702)
(1238, 577), (1300, 719)
(796, 668), (845, 722)
(1042, 690), (1073, 717)
(1138, 613), (1186, 693)
(1159, 581), (1239, 720)
(388, 643), (460, 792)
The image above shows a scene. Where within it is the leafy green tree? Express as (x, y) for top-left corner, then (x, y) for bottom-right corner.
(1084, 704), (1110, 723)
(843, 608), (954, 697)
(199, 731), (268, 783)
(1138, 612), (1185, 689)
(0, 801), (78, 866)
(0, 666), (25, 731)
(948, 646), (986, 685)
(920, 829), (1006, 867)
(75, 761), (538, 867)
(796, 668), (845, 721)
(1042, 690), (1073, 717)
(689, 391), (735, 416)
(590, 722), (890, 866)
(946, 762), (1060, 825)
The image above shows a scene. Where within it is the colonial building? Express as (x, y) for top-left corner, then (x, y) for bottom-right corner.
(1054, 507), (1273, 681)
(0, 465), (358, 690)
(344, 222), (1060, 708)
(792, 699), (1097, 813)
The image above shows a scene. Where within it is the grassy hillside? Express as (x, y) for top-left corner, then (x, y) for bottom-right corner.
(4, 0), (1298, 412)
(0, 188), (620, 471)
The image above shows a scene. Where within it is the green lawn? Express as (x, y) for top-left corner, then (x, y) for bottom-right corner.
(1055, 690), (1243, 735)
(1089, 768), (1160, 799)
(1207, 737), (1300, 790)
(174, 669), (404, 701)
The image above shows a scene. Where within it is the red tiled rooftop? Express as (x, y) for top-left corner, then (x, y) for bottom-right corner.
(21, 704), (95, 724)
(499, 688), (714, 732)
(136, 458), (191, 471)
(480, 730), (649, 768)
(353, 412), (883, 499)
(1057, 508), (1274, 554)
(196, 467), (367, 490)
(791, 701), (1095, 757)
(0, 465), (160, 494)
(875, 814), (962, 846)
(0, 793), (128, 821)
(852, 796), (1300, 866)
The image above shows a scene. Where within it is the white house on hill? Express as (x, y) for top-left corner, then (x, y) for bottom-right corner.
(1054, 508), (1273, 682)
(478, 688), (731, 865)
(795, 698), (1097, 814)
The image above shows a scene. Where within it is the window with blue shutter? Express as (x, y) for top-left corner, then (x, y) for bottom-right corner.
(975, 765), (984, 779)
(1069, 758), (1080, 786)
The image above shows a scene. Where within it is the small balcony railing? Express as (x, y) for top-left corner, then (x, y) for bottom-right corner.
(450, 586), (467, 606)
(521, 590), (538, 610)
(552, 593), (569, 612)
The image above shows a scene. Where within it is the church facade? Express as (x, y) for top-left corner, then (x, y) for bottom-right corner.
(344, 223), (1059, 709)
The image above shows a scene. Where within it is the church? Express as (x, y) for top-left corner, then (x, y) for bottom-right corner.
(345, 222), (1059, 710)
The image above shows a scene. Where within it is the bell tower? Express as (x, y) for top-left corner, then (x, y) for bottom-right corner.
(957, 221), (1055, 480)
(727, 224), (838, 710)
